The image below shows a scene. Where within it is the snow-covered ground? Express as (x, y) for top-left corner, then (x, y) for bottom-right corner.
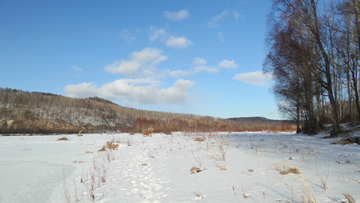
(0, 132), (359, 203)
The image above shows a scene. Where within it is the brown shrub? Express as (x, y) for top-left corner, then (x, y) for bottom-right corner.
(98, 141), (119, 151)
(331, 137), (360, 145)
(57, 137), (68, 141)
(190, 166), (202, 174)
(281, 122), (294, 132)
(162, 130), (172, 135)
(280, 168), (301, 175)
(106, 141), (119, 150)
(142, 128), (154, 137)
(194, 137), (205, 142)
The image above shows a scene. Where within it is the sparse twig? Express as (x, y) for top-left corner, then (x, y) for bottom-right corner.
(343, 193), (356, 203)
(316, 159), (330, 192)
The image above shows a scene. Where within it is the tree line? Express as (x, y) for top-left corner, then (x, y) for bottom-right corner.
(264, 0), (360, 136)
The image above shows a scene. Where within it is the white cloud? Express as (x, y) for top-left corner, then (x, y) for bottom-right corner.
(166, 36), (193, 49)
(192, 57), (217, 73)
(71, 66), (82, 72)
(105, 48), (167, 77)
(194, 65), (218, 73)
(208, 11), (228, 28)
(193, 57), (207, 66)
(65, 82), (99, 98)
(65, 79), (196, 105)
(149, 27), (167, 41)
(233, 71), (273, 86)
(168, 70), (191, 77)
(193, 58), (237, 73)
(233, 11), (243, 21)
(119, 29), (136, 43)
(164, 9), (190, 21)
(218, 60), (238, 68)
(217, 32), (225, 42)
(173, 79), (196, 89)
(148, 26), (192, 49)
(168, 57), (238, 77)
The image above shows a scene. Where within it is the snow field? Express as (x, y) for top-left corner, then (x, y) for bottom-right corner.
(0, 132), (359, 202)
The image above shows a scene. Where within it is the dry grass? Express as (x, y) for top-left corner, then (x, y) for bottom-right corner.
(192, 150), (204, 168)
(343, 193), (356, 203)
(194, 191), (204, 199)
(194, 137), (205, 142)
(106, 141), (119, 150)
(300, 173), (316, 203)
(272, 160), (289, 171)
(217, 164), (227, 170)
(142, 128), (154, 137)
(280, 168), (301, 175)
(316, 161), (329, 191)
(219, 145), (227, 161)
(242, 188), (250, 199)
(98, 141), (119, 152)
(190, 166), (202, 174)
(73, 160), (85, 163)
(57, 137), (68, 141)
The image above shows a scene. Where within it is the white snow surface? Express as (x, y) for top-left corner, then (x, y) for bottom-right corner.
(0, 132), (359, 203)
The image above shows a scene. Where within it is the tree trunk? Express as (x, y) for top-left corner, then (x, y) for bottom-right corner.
(351, 67), (360, 119)
(347, 64), (352, 120)
(310, 0), (340, 136)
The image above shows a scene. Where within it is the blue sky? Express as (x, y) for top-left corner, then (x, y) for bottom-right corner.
(0, 0), (280, 119)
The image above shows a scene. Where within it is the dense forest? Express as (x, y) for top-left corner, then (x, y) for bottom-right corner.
(0, 87), (294, 134)
(264, 0), (360, 136)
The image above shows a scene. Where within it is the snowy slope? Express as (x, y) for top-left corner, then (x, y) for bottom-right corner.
(0, 132), (359, 203)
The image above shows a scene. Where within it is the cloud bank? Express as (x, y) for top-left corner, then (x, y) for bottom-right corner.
(149, 26), (192, 49)
(65, 79), (196, 105)
(164, 10), (189, 21)
(66, 48), (238, 106)
(168, 58), (239, 77)
(233, 71), (273, 86)
(105, 48), (167, 77)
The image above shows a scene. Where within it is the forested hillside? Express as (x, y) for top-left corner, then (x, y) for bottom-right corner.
(0, 88), (198, 134)
(0, 87), (295, 134)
